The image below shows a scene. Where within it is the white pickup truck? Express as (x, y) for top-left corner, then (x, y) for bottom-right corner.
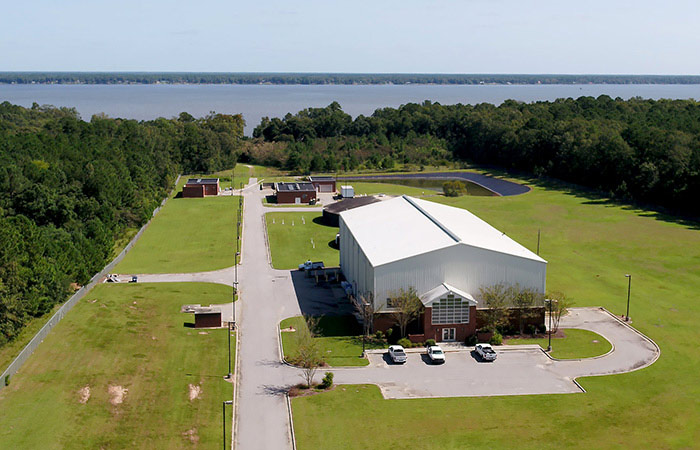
(298, 260), (324, 271)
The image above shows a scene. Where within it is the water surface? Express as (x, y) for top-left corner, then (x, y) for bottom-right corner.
(1, 84), (699, 135)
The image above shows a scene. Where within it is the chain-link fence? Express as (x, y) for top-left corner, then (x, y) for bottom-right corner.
(0, 175), (181, 390)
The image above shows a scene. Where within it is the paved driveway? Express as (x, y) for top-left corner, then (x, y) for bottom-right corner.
(329, 307), (659, 399)
(333, 347), (580, 398)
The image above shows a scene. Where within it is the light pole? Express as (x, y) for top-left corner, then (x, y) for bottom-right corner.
(226, 321), (232, 379)
(222, 400), (233, 450)
(546, 299), (553, 352)
(625, 274), (632, 321)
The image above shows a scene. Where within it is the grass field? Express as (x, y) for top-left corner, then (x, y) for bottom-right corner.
(115, 195), (239, 274)
(0, 283), (234, 449)
(280, 316), (385, 367)
(291, 176), (700, 449)
(505, 329), (612, 359)
(265, 212), (339, 270)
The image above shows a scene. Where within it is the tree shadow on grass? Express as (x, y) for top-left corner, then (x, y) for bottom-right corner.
(473, 164), (700, 231)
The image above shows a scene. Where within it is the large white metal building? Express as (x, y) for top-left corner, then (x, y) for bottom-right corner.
(339, 195), (547, 313)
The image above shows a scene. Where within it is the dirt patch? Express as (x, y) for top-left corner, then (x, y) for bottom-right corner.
(198, 331), (209, 335)
(188, 383), (202, 401)
(78, 385), (91, 404)
(289, 383), (336, 398)
(88, 299), (97, 304)
(182, 428), (199, 444)
(280, 327), (296, 332)
(108, 385), (128, 405)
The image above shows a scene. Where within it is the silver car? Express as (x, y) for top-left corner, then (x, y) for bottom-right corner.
(475, 343), (497, 361)
(388, 345), (407, 364)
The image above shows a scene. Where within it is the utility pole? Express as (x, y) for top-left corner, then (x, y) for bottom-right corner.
(625, 274), (632, 321)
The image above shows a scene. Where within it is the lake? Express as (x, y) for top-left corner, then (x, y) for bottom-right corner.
(2, 84), (700, 135)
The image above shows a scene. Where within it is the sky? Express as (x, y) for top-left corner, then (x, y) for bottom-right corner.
(1, 0), (699, 74)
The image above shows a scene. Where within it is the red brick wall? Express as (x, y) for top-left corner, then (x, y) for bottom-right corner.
(203, 182), (219, 196)
(182, 185), (205, 198)
(276, 190), (317, 204)
(195, 312), (221, 328)
(421, 306), (477, 342)
(373, 305), (477, 343)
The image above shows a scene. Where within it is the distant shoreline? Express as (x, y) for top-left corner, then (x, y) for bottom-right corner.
(2, 72), (700, 86)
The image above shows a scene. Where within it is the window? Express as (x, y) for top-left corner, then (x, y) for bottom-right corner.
(431, 295), (470, 325)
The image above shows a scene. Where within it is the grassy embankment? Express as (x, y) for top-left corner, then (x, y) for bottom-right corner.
(291, 175), (700, 449)
(0, 283), (234, 448)
(265, 212), (339, 270)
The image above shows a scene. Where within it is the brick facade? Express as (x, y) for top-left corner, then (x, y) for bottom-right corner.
(276, 190), (316, 204)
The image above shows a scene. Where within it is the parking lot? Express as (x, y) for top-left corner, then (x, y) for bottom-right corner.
(332, 346), (582, 399)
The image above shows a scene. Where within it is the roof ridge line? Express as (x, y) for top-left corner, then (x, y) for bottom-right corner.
(401, 195), (461, 243)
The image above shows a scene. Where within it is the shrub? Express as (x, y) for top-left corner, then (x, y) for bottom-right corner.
(538, 323), (547, 334)
(4, 375), (9, 386)
(443, 180), (467, 197)
(385, 328), (393, 338)
(465, 334), (478, 346)
(526, 324), (539, 335)
(320, 372), (334, 389)
(397, 338), (411, 348)
(489, 331), (503, 346)
(425, 339), (436, 347)
(375, 330), (384, 340)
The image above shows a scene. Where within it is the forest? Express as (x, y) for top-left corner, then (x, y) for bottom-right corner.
(3, 72), (700, 85)
(251, 97), (700, 217)
(0, 102), (243, 345)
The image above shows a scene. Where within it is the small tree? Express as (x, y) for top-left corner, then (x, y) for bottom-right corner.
(443, 180), (467, 197)
(292, 330), (325, 388)
(351, 293), (379, 339)
(510, 284), (545, 335)
(388, 287), (423, 338)
(478, 284), (511, 332)
(547, 291), (573, 334)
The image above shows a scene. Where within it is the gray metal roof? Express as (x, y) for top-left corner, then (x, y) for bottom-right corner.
(309, 176), (335, 181)
(275, 182), (315, 192)
(186, 178), (219, 185)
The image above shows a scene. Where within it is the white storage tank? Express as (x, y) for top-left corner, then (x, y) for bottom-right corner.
(341, 185), (354, 198)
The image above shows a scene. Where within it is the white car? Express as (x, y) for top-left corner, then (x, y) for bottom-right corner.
(426, 345), (445, 364)
(475, 343), (497, 361)
(388, 345), (407, 364)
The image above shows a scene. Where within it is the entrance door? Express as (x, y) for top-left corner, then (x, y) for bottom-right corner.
(295, 197), (301, 204)
(442, 328), (456, 342)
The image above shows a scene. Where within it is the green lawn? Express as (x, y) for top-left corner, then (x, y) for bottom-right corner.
(0, 283), (234, 449)
(280, 316), (385, 367)
(505, 329), (612, 359)
(265, 212), (339, 270)
(292, 176), (700, 449)
(115, 195), (239, 274)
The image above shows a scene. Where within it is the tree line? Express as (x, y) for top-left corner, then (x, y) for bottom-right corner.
(3, 72), (700, 85)
(251, 98), (700, 217)
(0, 102), (244, 345)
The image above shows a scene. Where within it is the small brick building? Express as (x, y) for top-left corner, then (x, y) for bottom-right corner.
(182, 178), (220, 198)
(275, 182), (317, 204)
(308, 176), (336, 193)
(194, 306), (222, 328)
